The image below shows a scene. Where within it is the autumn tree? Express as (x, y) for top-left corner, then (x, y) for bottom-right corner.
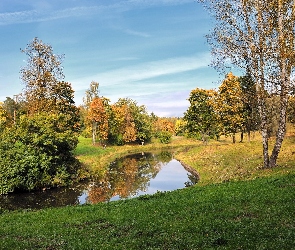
(198, 0), (295, 168)
(83, 81), (99, 109)
(212, 73), (244, 143)
(151, 117), (175, 144)
(88, 97), (109, 145)
(82, 81), (100, 140)
(20, 37), (65, 114)
(109, 102), (137, 145)
(175, 119), (187, 136)
(123, 98), (152, 144)
(108, 98), (152, 145)
(184, 88), (218, 143)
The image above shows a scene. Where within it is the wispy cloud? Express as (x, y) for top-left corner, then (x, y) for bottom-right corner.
(0, 0), (192, 25)
(72, 52), (211, 90)
(124, 29), (151, 38)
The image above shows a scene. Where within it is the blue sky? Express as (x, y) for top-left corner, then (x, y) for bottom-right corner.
(0, 0), (223, 117)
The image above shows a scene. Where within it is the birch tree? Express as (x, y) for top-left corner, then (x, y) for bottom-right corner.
(199, 0), (295, 168)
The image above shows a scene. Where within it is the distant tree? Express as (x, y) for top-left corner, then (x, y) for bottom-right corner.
(125, 99), (152, 144)
(184, 88), (218, 143)
(83, 81), (99, 109)
(82, 81), (100, 140)
(213, 73), (244, 143)
(88, 97), (109, 145)
(109, 102), (137, 145)
(0, 103), (8, 132)
(108, 98), (152, 145)
(175, 119), (187, 136)
(239, 74), (260, 142)
(152, 117), (175, 144)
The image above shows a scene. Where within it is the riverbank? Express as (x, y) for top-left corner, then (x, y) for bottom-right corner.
(0, 135), (294, 249)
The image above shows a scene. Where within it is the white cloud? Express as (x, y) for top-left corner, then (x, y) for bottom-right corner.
(71, 53), (211, 91)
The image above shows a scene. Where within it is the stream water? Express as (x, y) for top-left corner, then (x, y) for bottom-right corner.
(0, 151), (199, 211)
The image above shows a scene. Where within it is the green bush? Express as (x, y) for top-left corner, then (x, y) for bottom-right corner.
(0, 113), (80, 194)
(158, 131), (172, 144)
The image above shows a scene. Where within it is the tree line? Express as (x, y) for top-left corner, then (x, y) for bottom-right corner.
(184, 71), (295, 144)
(80, 81), (176, 146)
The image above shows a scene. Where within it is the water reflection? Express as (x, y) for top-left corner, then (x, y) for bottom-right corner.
(0, 151), (199, 211)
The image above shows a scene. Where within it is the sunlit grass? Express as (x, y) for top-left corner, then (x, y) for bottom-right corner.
(0, 174), (294, 249)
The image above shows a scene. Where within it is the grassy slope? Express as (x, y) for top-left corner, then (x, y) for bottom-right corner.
(0, 134), (294, 249)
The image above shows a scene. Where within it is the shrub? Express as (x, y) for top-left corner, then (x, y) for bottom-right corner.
(0, 113), (80, 194)
(158, 131), (172, 144)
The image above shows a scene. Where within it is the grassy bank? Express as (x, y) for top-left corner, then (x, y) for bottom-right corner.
(0, 134), (294, 249)
(0, 174), (294, 249)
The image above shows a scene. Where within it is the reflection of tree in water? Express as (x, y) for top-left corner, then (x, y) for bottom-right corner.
(87, 152), (163, 204)
(155, 151), (173, 164)
(185, 173), (200, 187)
(0, 182), (89, 211)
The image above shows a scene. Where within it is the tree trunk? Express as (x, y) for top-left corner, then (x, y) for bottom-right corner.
(247, 131), (251, 142)
(92, 121), (97, 145)
(259, 91), (270, 168)
(232, 133), (236, 143)
(269, 4), (289, 168)
(240, 132), (244, 143)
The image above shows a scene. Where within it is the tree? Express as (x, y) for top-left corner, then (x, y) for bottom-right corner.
(20, 37), (65, 115)
(175, 119), (187, 136)
(184, 88), (218, 143)
(0, 38), (82, 193)
(239, 73), (260, 142)
(213, 72), (244, 143)
(88, 97), (109, 145)
(82, 81), (100, 141)
(0, 113), (80, 194)
(83, 81), (99, 109)
(109, 102), (137, 145)
(198, 0), (295, 168)
(0, 102), (8, 132)
(108, 98), (152, 145)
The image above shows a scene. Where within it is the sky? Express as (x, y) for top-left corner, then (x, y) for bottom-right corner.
(0, 0), (223, 117)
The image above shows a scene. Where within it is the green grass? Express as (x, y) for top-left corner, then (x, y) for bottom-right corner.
(0, 134), (294, 249)
(0, 174), (294, 249)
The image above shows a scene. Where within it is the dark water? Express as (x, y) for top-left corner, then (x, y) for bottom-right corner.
(0, 151), (199, 211)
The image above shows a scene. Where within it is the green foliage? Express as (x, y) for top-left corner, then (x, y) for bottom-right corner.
(214, 73), (244, 138)
(184, 88), (219, 142)
(158, 131), (172, 144)
(0, 113), (80, 194)
(239, 74), (260, 138)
